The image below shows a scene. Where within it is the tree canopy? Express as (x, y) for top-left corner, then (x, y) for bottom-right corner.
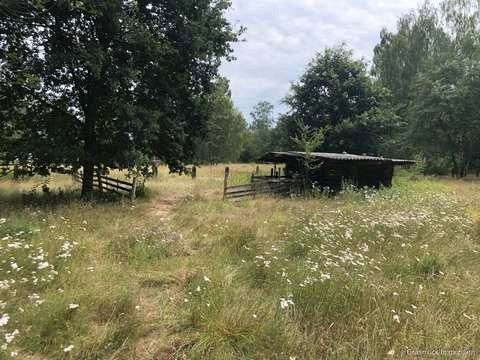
(0, 0), (241, 197)
(373, 0), (480, 175)
(239, 101), (276, 162)
(281, 46), (396, 155)
(195, 77), (246, 164)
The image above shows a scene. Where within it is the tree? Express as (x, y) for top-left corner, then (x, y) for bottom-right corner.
(373, 0), (480, 173)
(282, 46), (396, 155)
(240, 101), (275, 161)
(0, 0), (241, 198)
(410, 56), (480, 177)
(372, 3), (449, 108)
(195, 78), (246, 164)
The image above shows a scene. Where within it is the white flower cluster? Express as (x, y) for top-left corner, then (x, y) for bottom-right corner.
(0, 217), (79, 355)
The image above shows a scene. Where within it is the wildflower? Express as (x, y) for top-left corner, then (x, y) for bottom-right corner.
(68, 304), (79, 310)
(5, 329), (19, 343)
(38, 261), (49, 270)
(63, 345), (74, 353)
(393, 292), (399, 296)
(280, 297), (294, 310)
(10, 263), (19, 271)
(463, 313), (474, 320)
(11, 351), (18, 357)
(387, 349), (395, 356)
(252, 314), (257, 319)
(135, 305), (141, 311)
(320, 273), (331, 281)
(203, 276), (211, 282)
(0, 314), (9, 327)
(0, 218), (6, 224)
(405, 310), (414, 315)
(393, 314), (400, 323)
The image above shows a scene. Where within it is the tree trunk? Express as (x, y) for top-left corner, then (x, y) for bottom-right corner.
(81, 93), (97, 200)
(81, 161), (94, 199)
(451, 154), (459, 178)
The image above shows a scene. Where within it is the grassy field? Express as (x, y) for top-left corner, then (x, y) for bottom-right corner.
(0, 165), (479, 359)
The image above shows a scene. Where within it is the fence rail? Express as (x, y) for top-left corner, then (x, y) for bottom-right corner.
(0, 163), (12, 175)
(73, 171), (139, 199)
(223, 167), (292, 200)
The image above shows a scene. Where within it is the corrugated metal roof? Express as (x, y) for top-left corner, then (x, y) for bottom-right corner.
(258, 151), (415, 164)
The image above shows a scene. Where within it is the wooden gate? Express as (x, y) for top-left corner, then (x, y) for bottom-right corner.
(223, 167), (292, 200)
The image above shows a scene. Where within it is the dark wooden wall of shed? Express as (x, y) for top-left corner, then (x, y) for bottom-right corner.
(284, 159), (394, 190)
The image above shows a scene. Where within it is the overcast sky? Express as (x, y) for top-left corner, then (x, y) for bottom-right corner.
(220, 0), (426, 121)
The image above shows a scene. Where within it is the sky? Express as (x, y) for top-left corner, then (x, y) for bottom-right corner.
(220, 0), (423, 121)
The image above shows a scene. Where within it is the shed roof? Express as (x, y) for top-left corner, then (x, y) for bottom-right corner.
(258, 151), (415, 165)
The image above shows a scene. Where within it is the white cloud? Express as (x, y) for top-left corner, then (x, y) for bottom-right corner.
(220, 0), (436, 120)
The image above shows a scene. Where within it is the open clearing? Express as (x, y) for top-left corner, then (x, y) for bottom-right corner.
(1, 165), (479, 359)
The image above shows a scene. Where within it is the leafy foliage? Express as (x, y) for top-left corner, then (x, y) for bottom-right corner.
(373, 0), (480, 174)
(240, 101), (276, 162)
(0, 0), (241, 196)
(281, 46), (397, 155)
(195, 78), (247, 164)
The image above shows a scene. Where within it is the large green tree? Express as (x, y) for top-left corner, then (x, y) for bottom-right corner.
(282, 46), (396, 155)
(373, 0), (480, 173)
(195, 77), (246, 164)
(410, 57), (480, 176)
(372, 3), (449, 108)
(240, 101), (276, 161)
(0, 0), (240, 197)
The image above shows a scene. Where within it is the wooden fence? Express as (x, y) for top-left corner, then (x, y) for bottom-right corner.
(73, 171), (139, 200)
(0, 163), (12, 176)
(223, 167), (292, 200)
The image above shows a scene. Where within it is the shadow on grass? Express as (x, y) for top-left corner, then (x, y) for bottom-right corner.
(0, 187), (128, 212)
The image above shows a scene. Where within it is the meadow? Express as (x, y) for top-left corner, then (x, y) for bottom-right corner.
(0, 165), (479, 359)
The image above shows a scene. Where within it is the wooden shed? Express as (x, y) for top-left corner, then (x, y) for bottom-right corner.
(258, 151), (415, 190)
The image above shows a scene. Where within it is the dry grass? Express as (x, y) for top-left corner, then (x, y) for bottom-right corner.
(0, 166), (479, 359)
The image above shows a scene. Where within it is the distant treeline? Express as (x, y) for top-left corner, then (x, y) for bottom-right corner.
(196, 0), (480, 177)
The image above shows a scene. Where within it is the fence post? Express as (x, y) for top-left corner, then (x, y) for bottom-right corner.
(223, 166), (230, 200)
(192, 165), (197, 179)
(131, 177), (137, 201)
(13, 164), (19, 180)
(96, 168), (103, 193)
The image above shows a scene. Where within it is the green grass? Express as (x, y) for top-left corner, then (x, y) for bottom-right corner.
(0, 167), (480, 359)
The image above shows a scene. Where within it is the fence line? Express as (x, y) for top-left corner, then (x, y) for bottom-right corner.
(73, 171), (139, 200)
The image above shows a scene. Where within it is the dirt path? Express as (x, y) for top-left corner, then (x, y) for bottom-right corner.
(133, 193), (190, 359)
(150, 197), (179, 217)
